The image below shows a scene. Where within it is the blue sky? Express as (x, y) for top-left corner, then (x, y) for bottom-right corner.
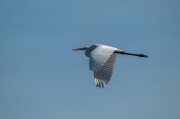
(0, 0), (180, 119)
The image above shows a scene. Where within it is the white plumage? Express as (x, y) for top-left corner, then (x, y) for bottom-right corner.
(87, 45), (118, 88)
(74, 44), (122, 88)
(73, 44), (148, 88)
(93, 53), (118, 88)
(88, 44), (118, 71)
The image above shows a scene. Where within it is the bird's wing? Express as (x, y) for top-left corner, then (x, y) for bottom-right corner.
(89, 45), (117, 71)
(94, 53), (118, 88)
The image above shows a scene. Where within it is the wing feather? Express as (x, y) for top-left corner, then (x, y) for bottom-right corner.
(89, 45), (118, 71)
(94, 53), (118, 88)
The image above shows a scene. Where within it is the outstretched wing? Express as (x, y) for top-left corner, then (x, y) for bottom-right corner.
(89, 45), (118, 71)
(93, 53), (118, 88)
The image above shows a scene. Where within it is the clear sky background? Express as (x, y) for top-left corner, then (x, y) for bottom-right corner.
(0, 0), (180, 119)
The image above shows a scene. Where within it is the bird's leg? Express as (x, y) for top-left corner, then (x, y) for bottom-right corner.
(123, 53), (148, 58)
(113, 50), (126, 54)
(114, 50), (148, 58)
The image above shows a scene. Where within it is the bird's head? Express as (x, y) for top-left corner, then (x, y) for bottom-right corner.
(72, 46), (90, 51)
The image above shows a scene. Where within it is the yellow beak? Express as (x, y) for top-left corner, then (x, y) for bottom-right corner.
(72, 47), (85, 51)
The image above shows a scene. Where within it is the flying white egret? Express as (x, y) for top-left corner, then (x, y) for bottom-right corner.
(73, 44), (148, 88)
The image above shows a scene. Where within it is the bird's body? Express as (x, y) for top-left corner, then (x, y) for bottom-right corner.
(73, 44), (148, 88)
(85, 44), (120, 88)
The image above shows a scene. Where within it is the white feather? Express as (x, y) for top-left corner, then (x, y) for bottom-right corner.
(88, 44), (118, 71)
(74, 44), (146, 88)
(93, 53), (118, 88)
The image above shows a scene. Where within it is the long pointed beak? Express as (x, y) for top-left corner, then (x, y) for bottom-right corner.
(72, 47), (85, 51)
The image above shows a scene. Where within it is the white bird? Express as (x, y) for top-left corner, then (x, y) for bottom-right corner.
(73, 44), (148, 88)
